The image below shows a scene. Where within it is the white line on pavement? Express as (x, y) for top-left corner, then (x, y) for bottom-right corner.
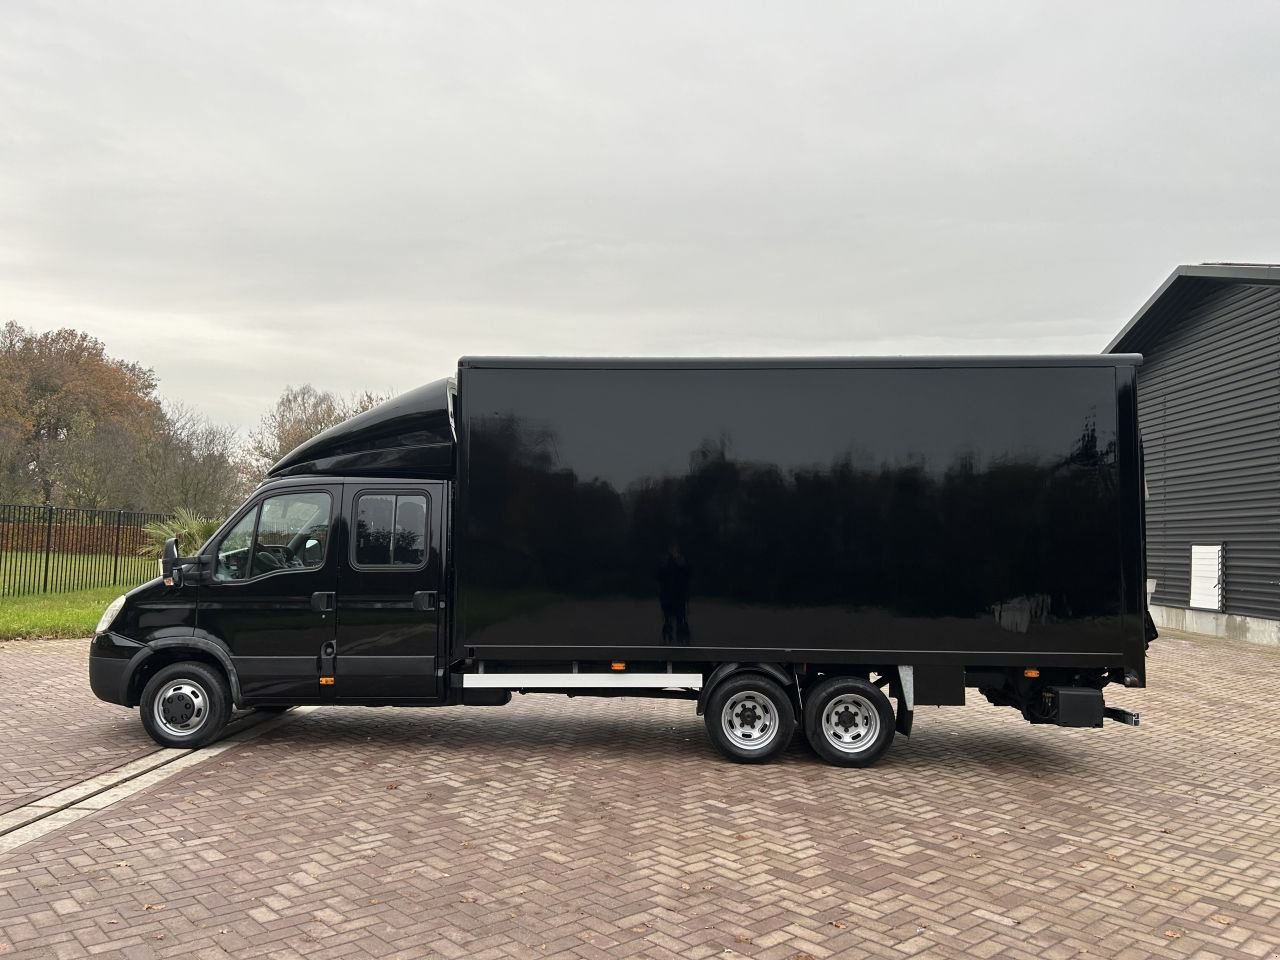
(0, 707), (317, 855)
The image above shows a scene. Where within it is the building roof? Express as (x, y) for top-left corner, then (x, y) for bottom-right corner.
(461, 355), (1142, 369)
(1106, 263), (1280, 354)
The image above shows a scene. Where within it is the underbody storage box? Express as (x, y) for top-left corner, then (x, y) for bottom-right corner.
(1051, 687), (1105, 728)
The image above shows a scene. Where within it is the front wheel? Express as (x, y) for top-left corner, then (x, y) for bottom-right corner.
(139, 662), (231, 749)
(704, 674), (796, 764)
(803, 676), (895, 767)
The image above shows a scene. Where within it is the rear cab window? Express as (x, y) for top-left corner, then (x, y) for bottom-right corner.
(352, 492), (429, 569)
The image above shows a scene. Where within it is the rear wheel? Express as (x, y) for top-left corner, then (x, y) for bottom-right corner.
(139, 662), (231, 749)
(704, 674), (795, 764)
(803, 676), (895, 767)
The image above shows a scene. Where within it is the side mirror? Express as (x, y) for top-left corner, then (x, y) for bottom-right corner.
(161, 537), (181, 587)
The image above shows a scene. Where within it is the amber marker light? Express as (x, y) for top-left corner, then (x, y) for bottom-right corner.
(611, 662), (626, 671)
(1023, 668), (1041, 678)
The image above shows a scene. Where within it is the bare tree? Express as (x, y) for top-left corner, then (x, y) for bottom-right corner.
(243, 384), (389, 482)
(58, 419), (148, 508)
(142, 403), (245, 517)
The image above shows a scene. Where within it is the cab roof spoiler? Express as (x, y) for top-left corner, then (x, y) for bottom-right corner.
(267, 377), (456, 480)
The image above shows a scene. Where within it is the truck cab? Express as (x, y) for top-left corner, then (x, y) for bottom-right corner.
(88, 379), (457, 747)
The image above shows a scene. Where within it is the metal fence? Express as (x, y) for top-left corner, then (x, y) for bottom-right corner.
(0, 504), (173, 597)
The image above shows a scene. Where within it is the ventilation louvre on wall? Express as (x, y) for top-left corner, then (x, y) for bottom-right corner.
(1189, 544), (1224, 611)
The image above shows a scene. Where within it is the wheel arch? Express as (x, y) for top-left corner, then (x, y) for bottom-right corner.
(696, 662), (797, 718)
(124, 638), (241, 708)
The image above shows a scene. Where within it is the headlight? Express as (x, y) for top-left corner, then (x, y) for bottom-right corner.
(96, 596), (127, 634)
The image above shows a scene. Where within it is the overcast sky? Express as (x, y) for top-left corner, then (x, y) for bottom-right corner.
(3, 2), (1279, 430)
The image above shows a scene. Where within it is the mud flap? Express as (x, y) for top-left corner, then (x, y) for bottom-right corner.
(893, 665), (914, 737)
(895, 702), (914, 737)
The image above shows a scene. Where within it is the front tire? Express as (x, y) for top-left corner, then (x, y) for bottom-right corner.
(139, 662), (231, 749)
(704, 674), (796, 764)
(803, 676), (895, 767)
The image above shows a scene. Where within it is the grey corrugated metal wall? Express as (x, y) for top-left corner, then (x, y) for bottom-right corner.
(1136, 282), (1280, 618)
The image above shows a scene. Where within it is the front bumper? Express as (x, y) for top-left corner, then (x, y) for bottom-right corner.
(88, 632), (144, 706)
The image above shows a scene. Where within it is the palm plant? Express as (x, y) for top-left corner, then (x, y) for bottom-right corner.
(138, 507), (224, 557)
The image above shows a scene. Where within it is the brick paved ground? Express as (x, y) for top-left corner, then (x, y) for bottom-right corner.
(1, 630), (1278, 959)
(0, 638), (154, 815)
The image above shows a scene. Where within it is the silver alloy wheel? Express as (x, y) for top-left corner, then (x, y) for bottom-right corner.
(153, 679), (210, 738)
(721, 690), (780, 751)
(821, 693), (880, 754)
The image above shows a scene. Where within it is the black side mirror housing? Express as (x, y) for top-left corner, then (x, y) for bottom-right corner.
(161, 537), (181, 586)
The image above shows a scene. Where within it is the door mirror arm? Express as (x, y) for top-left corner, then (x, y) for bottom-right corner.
(179, 556), (213, 586)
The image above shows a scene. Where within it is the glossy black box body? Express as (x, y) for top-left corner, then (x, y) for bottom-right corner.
(454, 357), (1146, 680)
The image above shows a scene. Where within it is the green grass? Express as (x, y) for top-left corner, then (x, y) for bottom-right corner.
(0, 550), (158, 594)
(0, 552), (157, 599)
(0, 586), (126, 641)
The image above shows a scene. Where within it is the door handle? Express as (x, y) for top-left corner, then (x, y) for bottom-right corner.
(311, 591), (335, 612)
(412, 590), (438, 612)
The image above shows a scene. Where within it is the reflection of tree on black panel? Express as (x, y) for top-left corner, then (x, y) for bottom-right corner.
(656, 544), (691, 644)
(393, 498), (426, 565)
(356, 494), (428, 567)
(465, 411), (1121, 623)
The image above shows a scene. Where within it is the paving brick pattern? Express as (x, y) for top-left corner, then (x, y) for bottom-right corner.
(0, 638), (154, 814)
(1, 630), (1279, 959)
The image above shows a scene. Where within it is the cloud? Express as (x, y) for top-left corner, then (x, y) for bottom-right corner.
(2, 1), (1279, 428)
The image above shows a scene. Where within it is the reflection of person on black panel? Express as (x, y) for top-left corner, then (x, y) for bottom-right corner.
(657, 544), (691, 645)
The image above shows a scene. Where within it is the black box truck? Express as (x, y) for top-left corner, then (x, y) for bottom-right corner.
(89, 356), (1149, 766)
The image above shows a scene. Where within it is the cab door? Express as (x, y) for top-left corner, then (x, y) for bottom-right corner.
(333, 483), (445, 702)
(196, 485), (339, 704)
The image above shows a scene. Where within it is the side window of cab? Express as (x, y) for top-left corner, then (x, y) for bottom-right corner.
(214, 491), (333, 582)
(352, 492), (429, 569)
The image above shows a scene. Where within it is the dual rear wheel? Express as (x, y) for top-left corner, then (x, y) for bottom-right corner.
(704, 673), (896, 767)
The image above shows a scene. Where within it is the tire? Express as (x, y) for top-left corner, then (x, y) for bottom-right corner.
(803, 676), (895, 767)
(704, 674), (796, 764)
(139, 661), (231, 749)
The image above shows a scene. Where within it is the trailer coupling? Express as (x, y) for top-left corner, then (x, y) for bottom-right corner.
(1103, 706), (1141, 727)
(980, 684), (1141, 729)
(1051, 688), (1142, 728)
